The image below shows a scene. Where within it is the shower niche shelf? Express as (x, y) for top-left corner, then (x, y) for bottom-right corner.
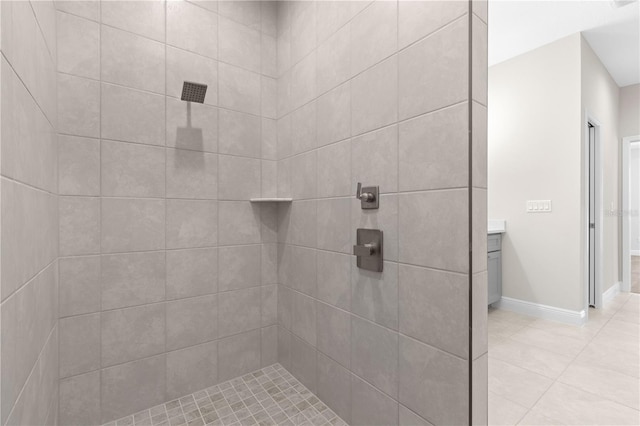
(249, 197), (293, 203)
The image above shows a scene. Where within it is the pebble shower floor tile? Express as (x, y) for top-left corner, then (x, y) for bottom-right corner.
(104, 364), (349, 426)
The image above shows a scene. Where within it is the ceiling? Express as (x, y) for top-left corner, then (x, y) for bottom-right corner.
(489, 0), (640, 87)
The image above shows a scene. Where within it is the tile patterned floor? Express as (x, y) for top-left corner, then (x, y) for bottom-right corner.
(104, 364), (348, 426)
(488, 292), (640, 425)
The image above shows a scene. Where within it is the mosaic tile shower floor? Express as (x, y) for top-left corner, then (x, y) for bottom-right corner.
(103, 364), (349, 426)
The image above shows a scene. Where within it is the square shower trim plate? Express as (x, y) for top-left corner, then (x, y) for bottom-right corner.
(103, 364), (348, 426)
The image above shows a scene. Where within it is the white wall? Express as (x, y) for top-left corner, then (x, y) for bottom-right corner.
(619, 84), (640, 138)
(489, 33), (624, 311)
(580, 37), (621, 294)
(489, 34), (584, 311)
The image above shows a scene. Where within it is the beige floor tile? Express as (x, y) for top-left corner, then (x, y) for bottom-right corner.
(575, 341), (640, 379)
(509, 326), (587, 358)
(612, 308), (640, 324)
(489, 358), (553, 409)
(489, 338), (573, 379)
(489, 309), (537, 328)
(531, 382), (640, 425)
(528, 318), (597, 342)
(601, 319), (639, 338)
(488, 391), (528, 425)
(558, 361), (640, 410)
(517, 408), (564, 426)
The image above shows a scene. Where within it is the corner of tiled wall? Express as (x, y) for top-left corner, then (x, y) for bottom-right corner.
(471, 1), (489, 424)
(0, 1), (60, 425)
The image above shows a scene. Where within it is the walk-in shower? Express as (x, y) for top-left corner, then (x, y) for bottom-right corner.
(0, 1), (488, 425)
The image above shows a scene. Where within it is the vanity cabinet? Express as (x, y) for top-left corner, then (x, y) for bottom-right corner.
(488, 233), (502, 305)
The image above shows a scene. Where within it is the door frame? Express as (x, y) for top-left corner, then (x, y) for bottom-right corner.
(621, 135), (640, 292)
(583, 111), (604, 310)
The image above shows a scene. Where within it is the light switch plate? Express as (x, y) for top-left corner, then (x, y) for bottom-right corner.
(526, 200), (552, 213)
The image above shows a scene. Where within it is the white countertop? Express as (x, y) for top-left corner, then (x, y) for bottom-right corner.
(488, 219), (506, 234)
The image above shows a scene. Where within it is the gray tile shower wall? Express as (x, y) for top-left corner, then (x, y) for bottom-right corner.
(0, 1), (60, 425)
(275, 1), (488, 425)
(54, 1), (280, 424)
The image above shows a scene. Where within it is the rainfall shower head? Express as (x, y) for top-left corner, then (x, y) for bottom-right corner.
(181, 81), (208, 103)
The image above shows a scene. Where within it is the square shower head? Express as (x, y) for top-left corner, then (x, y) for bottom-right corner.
(181, 81), (208, 103)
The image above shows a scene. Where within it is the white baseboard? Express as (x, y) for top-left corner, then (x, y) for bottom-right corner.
(603, 282), (622, 304)
(494, 297), (587, 326)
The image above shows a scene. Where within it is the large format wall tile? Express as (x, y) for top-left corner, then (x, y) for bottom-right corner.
(101, 140), (166, 198)
(351, 316), (399, 399)
(398, 190), (468, 272)
(218, 287), (262, 337)
(58, 135), (100, 196)
(101, 355), (166, 423)
(101, 251), (166, 310)
(166, 341), (218, 400)
(58, 73), (100, 138)
(101, 198), (165, 253)
(316, 251), (351, 311)
(351, 125), (398, 195)
(352, 261), (399, 330)
(317, 140), (351, 198)
(166, 149), (218, 199)
(399, 103), (468, 192)
(218, 245), (262, 291)
(101, 0), (165, 42)
(399, 264), (469, 358)
(350, 0), (397, 76)
(351, 57), (398, 137)
(218, 109), (261, 157)
(217, 330), (261, 382)
(218, 155), (261, 200)
(166, 248), (218, 299)
(219, 62), (261, 115)
(59, 313), (100, 378)
(166, 295), (218, 351)
(167, 0), (218, 59)
(59, 371), (101, 426)
(351, 374), (399, 426)
(399, 336), (468, 426)
(317, 353), (352, 423)
(166, 199), (218, 249)
(398, 0), (468, 49)
(317, 82), (351, 147)
(101, 84), (165, 146)
(59, 256), (101, 317)
(101, 303), (165, 367)
(218, 201), (261, 245)
(59, 196), (100, 256)
(101, 25), (165, 94)
(219, 15), (262, 73)
(2, 179), (58, 297)
(166, 97), (219, 152)
(316, 301), (351, 368)
(399, 15), (469, 120)
(57, 11), (99, 79)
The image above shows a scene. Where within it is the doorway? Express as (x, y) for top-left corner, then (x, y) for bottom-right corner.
(585, 118), (603, 309)
(622, 136), (640, 294)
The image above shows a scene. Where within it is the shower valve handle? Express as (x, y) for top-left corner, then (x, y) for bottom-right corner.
(356, 182), (375, 202)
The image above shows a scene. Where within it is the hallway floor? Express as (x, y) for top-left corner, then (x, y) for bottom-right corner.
(488, 292), (640, 425)
(104, 365), (347, 426)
